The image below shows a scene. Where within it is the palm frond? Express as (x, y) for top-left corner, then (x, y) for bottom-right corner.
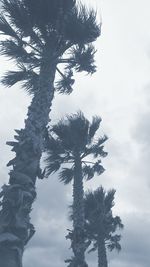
(104, 189), (116, 211)
(2, 0), (32, 35)
(0, 39), (39, 64)
(51, 121), (69, 144)
(1, 0), (43, 48)
(88, 116), (102, 140)
(44, 134), (74, 178)
(21, 71), (39, 94)
(87, 187), (106, 215)
(1, 0), (76, 47)
(1, 69), (28, 87)
(69, 45), (97, 74)
(1, 68), (39, 94)
(56, 70), (75, 95)
(45, 145), (66, 168)
(67, 111), (89, 143)
(107, 234), (122, 252)
(64, 4), (101, 45)
(59, 167), (74, 184)
(88, 142), (108, 158)
(51, 112), (90, 152)
(112, 216), (124, 230)
(23, 0), (76, 29)
(45, 160), (61, 177)
(97, 135), (108, 146)
(82, 165), (94, 180)
(45, 134), (64, 155)
(0, 14), (19, 39)
(84, 190), (96, 212)
(82, 135), (108, 159)
(93, 160), (105, 176)
(82, 160), (105, 183)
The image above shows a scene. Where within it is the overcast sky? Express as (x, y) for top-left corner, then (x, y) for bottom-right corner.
(0, 0), (150, 267)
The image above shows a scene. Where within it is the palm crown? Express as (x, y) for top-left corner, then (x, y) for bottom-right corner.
(84, 187), (124, 253)
(0, 0), (101, 94)
(45, 112), (108, 183)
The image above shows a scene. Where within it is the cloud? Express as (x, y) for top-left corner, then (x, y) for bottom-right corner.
(109, 212), (150, 267)
(22, 175), (73, 267)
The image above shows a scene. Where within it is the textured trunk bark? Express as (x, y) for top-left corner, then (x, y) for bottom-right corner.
(71, 152), (88, 267)
(0, 60), (56, 267)
(97, 235), (108, 267)
(0, 246), (23, 267)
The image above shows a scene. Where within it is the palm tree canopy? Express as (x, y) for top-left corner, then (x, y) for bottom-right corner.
(45, 112), (108, 183)
(0, 0), (101, 94)
(84, 187), (124, 252)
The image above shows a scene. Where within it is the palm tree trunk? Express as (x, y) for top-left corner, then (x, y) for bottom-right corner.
(97, 235), (108, 267)
(71, 152), (87, 267)
(0, 60), (56, 267)
(0, 246), (23, 267)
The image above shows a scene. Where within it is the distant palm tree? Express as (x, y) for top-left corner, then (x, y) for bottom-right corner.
(0, 1), (101, 265)
(84, 187), (123, 267)
(45, 112), (108, 267)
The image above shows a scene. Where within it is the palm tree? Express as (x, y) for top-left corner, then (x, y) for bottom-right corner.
(0, 1), (101, 266)
(84, 187), (124, 267)
(45, 112), (108, 267)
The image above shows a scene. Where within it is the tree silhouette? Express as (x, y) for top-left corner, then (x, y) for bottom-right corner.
(45, 112), (107, 267)
(84, 187), (124, 267)
(0, 1), (101, 266)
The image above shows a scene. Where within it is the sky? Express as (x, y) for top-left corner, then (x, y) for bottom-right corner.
(0, 0), (150, 266)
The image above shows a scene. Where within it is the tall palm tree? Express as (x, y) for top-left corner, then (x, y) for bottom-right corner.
(84, 187), (124, 267)
(45, 112), (108, 267)
(0, 1), (101, 266)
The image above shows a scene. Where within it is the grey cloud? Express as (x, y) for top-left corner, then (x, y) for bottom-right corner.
(111, 213), (150, 267)
(132, 103), (150, 187)
(24, 246), (69, 267)
(133, 111), (150, 146)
